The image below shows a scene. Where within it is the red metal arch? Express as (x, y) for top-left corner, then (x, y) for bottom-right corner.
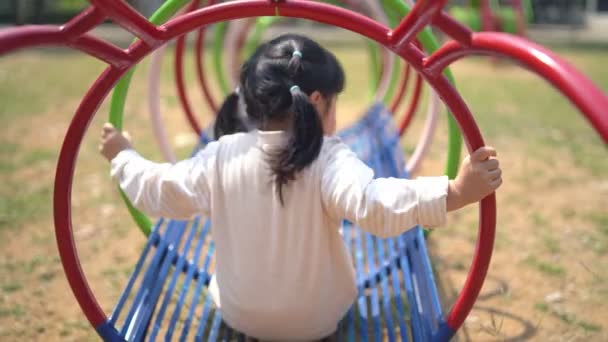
(51, 0), (496, 333)
(175, 0), (407, 137)
(424, 31), (608, 143)
(174, 0), (207, 136)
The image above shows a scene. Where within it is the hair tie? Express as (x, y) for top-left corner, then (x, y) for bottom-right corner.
(290, 85), (300, 94)
(292, 50), (302, 59)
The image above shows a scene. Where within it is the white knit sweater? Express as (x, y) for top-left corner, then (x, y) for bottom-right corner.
(111, 130), (448, 340)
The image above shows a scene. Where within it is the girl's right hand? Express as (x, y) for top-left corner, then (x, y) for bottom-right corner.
(99, 123), (133, 162)
(447, 146), (502, 211)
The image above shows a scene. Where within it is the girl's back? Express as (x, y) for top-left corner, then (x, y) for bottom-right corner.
(208, 131), (356, 340)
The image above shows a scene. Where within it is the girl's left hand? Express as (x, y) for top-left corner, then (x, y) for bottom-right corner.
(99, 123), (133, 162)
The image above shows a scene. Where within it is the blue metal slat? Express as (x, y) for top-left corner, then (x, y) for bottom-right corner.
(148, 218), (201, 341)
(386, 237), (410, 341)
(179, 221), (213, 341)
(208, 310), (223, 341)
(364, 233), (382, 342)
(367, 124), (400, 342)
(110, 219), (163, 326)
(172, 220), (210, 341)
(353, 226), (369, 341)
(120, 220), (179, 338)
(202, 242), (215, 281)
(130, 220), (190, 341)
(397, 233), (425, 342)
(407, 229), (443, 336)
(193, 239), (217, 340)
(374, 109), (441, 341)
(375, 236), (397, 342)
(194, 295), (215, 341)
(373, 135), (410, 341)
(415, 228), (444, 326)
(405, 231), (434, 340)
(341, 222), (356, 342)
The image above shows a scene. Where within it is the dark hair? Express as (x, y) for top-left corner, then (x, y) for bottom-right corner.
(214, 34), (345, 203)
(213, 91), (248, 139)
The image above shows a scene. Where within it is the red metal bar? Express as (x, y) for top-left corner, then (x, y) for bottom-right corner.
(398, 71), (423, 136)
(0, 4), (135, 68)
(424, 32), (608, 143)
(175, 0), (204, 135)
(165, 1), (389, 45)
(195, 26), (219, 113)
(69, 36), (134, 68)
(421, 66), (496, 332)
(390, 42), (424, 137)
(90, 0), (164, 47)
(390, 64), (411, 113)
(60, 6), (106, 39)
(433, 12), (474, 46)
(449, 197), (497, 330)
(0, 26), (132, 67)
(193, 0), (221, 119)
(387, 0), (448, 52)
(175, 31), (204, 135)
(54, 66), (129, 328)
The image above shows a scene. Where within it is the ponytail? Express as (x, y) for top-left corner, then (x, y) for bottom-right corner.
(270, 85), (323, 204)
(214, 90), (248, 139)
(239, 34), (345, 204)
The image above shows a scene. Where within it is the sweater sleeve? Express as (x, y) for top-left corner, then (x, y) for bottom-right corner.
(321, 139), (448, 238)
(110, 142), (219, 220)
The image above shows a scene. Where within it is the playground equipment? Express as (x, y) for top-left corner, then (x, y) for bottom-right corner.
(144, 0), (449, 177)
(0, 0), (607, 340)
(450, 0), (533, 36)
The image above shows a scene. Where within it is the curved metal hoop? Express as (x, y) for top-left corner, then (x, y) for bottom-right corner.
(59, 2), (497, 337)
(153, 0), (436, 176)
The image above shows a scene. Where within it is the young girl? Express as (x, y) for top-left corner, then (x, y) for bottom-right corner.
(100, 34), (502, 341)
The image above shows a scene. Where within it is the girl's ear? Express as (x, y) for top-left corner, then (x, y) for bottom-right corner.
(308, 90), (328, 117)
(308, 90), (323, 107)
